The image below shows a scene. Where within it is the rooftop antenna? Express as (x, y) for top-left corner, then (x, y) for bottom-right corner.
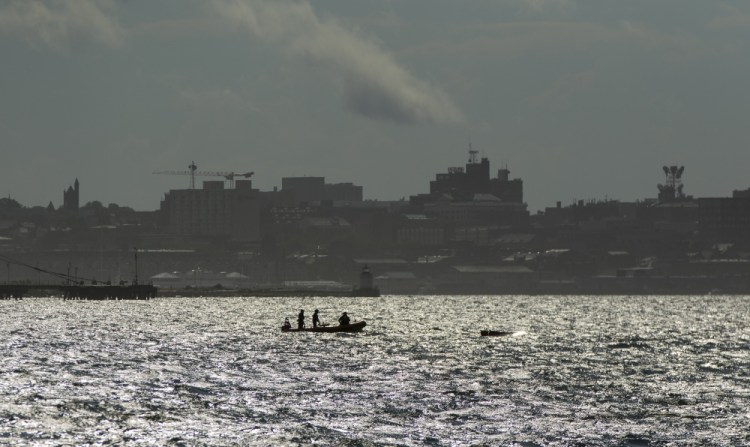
(468, 139), (478, 164)
(188, 161), (197, 189)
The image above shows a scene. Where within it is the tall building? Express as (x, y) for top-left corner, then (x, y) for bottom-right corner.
(62, 179), (79, 212)
(160, 180), (260, 242)
(429, 150), (523, 203)
(410, 149), (529, 228)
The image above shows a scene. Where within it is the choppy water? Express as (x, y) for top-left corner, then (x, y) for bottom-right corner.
(1, 295), (749, 446)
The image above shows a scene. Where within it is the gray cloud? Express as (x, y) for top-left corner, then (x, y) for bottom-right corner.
(178, 87), (258, 114)
(512, 0), (576, 15)
(213, 0), (463, 125)
(0, 0), (124, 50)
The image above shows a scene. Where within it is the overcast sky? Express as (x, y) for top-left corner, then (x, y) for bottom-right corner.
(2, 0), (750, 211)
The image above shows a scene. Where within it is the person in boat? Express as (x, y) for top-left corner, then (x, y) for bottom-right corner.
(312, 309), (320, 328)
(338, 312), (350, 326)
(282, 317), (291, 330)
(297, 309), (305, 329)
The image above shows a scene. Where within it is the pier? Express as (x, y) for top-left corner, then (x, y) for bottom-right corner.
(0, 250), (157, 300)
(0, 283), (157, 300)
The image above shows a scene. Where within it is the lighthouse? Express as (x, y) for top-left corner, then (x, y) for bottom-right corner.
(352, 265), (380, 297)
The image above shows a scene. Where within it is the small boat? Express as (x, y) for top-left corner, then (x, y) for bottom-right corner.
(480, 330), (512, 337)
(282, 321), (367, 333)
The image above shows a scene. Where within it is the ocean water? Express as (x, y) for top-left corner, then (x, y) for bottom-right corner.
(1, 295), (749, 446)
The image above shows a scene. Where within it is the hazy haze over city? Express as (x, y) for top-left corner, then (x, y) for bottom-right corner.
(2, 0), (750, 211)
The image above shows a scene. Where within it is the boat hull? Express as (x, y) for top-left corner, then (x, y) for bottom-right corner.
(282, 321), (367, 333)
(480, 330), (512, 337)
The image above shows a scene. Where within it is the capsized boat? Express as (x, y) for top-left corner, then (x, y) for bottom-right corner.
(282, 321), (367, 333)
(480, 330), (512, 337)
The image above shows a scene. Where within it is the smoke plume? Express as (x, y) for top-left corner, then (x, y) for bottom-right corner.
(214, 0), (462, 125)
(0, 0), (124, 50)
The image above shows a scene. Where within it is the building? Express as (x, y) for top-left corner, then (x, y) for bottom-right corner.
(428, 149), (523, 203)
(699, 197), (750, 241)
(324, 182), (363, 202)
(282, 177), (325, 205)
(160, 180), (260, 242)
(409, 149), (529, 230)
(423, 194), (528, 227)
(62, 179), (79, 212)
(542, 200), (637, 227)
(396, 214), (445, 246)
(282, 177), (363, 205)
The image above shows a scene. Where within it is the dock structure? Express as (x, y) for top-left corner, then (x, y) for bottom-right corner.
(0, 283), (157, 300)
(0, 285), (28, 300)
(1, 249), (157, 301)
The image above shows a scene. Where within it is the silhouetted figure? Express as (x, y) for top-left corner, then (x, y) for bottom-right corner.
(297, 309), (305, 329)
(312, 309), (320, 328)
(282, 317), (291, 331)
(338, 312), (350, 326)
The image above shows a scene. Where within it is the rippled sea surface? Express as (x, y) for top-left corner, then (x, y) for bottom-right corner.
(1, 295), (749, 446)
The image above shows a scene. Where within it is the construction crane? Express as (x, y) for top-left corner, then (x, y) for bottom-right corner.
(153, 161), (254, 189)
(200, 171), (254, 188)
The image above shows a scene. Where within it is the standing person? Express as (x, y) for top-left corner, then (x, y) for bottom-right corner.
(338, 312), (350, 326)
(297, 309), (305, 329)
(312, 309), (320, 328)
